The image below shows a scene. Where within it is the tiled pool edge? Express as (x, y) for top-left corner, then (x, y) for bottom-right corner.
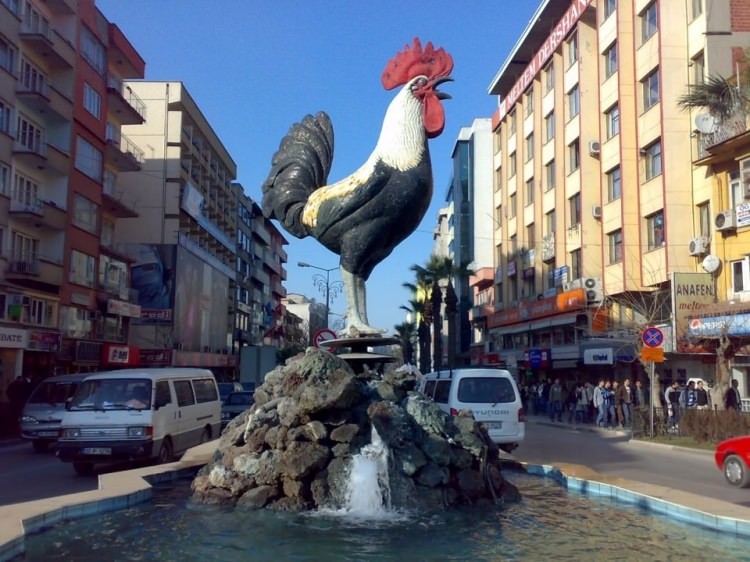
(3, 454), (749, 561)
(526, 463), (750, 538)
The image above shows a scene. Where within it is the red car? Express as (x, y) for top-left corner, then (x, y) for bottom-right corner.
(715, 436), (750, 487)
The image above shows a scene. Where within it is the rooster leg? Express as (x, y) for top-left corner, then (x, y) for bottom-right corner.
(341, 268), (385, 337)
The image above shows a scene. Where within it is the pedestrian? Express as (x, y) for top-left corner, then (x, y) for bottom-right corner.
(7, 375), (33, 432)
(593, 380), (606, 427)
(549, 378), (564, 422)
(725, 379), (742, 411)
(613, 380), (623, 427)
(604, 381), (616, 428)
(634, 379), (648, 410)
(665, 381), (681, 429)
(566, 384), (579, 423)
(576, 382), (589, 424)
(696, 381), (710, 410)
(584, 382), (595, 422)
(620, 378), (633, 426)
(541, 378), (552, 416)
(681, 381), (697, 410)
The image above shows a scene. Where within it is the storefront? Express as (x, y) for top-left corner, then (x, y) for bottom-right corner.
(0, 326), (27, 400)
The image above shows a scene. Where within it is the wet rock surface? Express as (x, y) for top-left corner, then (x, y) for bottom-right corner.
(191, 348), (520, 511)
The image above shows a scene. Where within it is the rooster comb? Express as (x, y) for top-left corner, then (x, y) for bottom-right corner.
(381, 38), (454, 91)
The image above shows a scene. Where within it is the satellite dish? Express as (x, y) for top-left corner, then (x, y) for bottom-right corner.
(694, 113), (717, 134)
(702, 254), (721, 274)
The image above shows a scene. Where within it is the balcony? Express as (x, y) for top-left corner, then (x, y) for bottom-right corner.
(19, 21), (74, 69)
(541, 232), (555, 262)
(9, 198), (66, 230)
(5, 256), (63, 288)
(469, 267), (494, 290)
(43, 0), (75, 13)
(469, 303), (493, 322)
(102, 171), (138, 218)
(104, 125), (143, 172)
(106, 75), (146, 124)
(16, 75), (73, 123)
(697, 112), (749, 160)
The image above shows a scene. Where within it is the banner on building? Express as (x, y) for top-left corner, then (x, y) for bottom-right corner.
(671, 271), (715, 352)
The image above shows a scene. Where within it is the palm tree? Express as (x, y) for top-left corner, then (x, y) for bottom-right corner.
(393, 321), (416, 365)
(677, 75), (748, 120)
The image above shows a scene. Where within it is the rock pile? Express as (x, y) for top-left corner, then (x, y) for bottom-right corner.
(191, 348), (520, 511)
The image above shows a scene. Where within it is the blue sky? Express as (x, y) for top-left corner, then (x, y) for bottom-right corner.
(97, 0), (539, 333)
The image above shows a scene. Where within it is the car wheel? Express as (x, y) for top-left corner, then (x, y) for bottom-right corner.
(73, 462), (94, 476)
(32, 440), (49, 453)
(724, 454), (750, 488)
(199, 428), (211, 444)
(158, 439), (173, 464)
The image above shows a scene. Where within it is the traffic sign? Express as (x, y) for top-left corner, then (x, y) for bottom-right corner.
(641, 326), (664, 348)
(313, 328), (337, 348)
(641, 347), (664, 362)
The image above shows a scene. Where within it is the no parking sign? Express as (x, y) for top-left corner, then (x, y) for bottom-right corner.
(313, 328), (337, 348)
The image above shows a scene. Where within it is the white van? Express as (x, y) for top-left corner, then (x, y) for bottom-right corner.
(56, 368), (221, 475)
(419, 367), (525, 452)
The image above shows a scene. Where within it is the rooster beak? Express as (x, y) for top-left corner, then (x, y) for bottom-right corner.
(432, 76), (453, 100)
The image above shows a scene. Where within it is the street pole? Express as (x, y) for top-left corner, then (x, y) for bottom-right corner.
(323, 268), (330, 329)
(298, 262), (342, 332)
(649, 361), (655, 439)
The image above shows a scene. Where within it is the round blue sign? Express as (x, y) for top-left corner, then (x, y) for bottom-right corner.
(641, 327), (664, 348)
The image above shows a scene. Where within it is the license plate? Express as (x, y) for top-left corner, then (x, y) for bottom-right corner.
(487, 422), (503, 430)
(82, 447), (111, 455)
(38, 431), (58, 437)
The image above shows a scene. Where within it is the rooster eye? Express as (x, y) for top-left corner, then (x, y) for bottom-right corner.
(410, 77), (428, 92)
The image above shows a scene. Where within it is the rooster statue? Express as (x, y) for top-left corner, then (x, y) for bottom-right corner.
(262, 38), (453, 337)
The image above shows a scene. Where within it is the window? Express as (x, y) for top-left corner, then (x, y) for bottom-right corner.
(99, 254), (126, 293)
(570, 193), (581, 226)
(732, 259), (750, 293)
(545, 160), (556, 191)
(12, 171), (39, 206)
(527, 223), (535, 248)
(69, 250), (96, 288)
(16, 114), (43, 153)
(643, 140), (662, 181)
(642, 69), (660, 110)
(647, 211), (665, 250)
(154, 381), (172, 408)
(509, 110), (517, 135)
(567, 85), (580, 119)
(525, 177), (534, 205)
(605, 105), (620, 139)
(603, 0), (617, 19)
(544, 64), (555, 93)
(102, 218), (115, 247)
(546, 210), (556, 234)
(1, 0), (20, 16)
(0, 161), (9, 196)
(525, 133), (534, 161)
(604, 42), (618, 78)
(566, 32), (578, 67)
(174, 380), (196, 407)
(570, 249), (582, 280)
(22, 3), (49, 37)
(81, 26), (105, 75)
(692, 52), (704, 86)
(0, 99), (10, 135)
(730, 171), (743, 208)
(568, 140), (580, 173)
(641, 1), (658, 42)
(434, 380), (450, 403)
(509, 152), (517, 177)
(525, 89), (534, 116)
(0, 37), (17, 75)
(545, 112), (555, 143)
(11, 231), (38, 262)
(19, 58), (45, 95)
(607, 166), (622, 201)
(193, 378), (219, 403)
(608, 229), (623, 264)
(690, 0), (702, 20)
(75, 136), (103, 181)
(509, 193), (517, 218)
(83, 83), (101, 119)
(73, 194), (99, 233)
(698, 202), (710, 237)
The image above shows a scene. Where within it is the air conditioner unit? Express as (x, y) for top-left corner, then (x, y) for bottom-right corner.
(563, 278), (583, 292)
(715, 210), (737, 232)
(588, 140), (601, 156)
(583, 277), (603, 304)
(592, 205), (602, 219)
(688, 236), (709, 256)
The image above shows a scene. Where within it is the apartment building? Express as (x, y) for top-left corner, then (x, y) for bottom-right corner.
(485, 0), (747, 383)
(0, 0), (145, 388)
(234, 186), (288, 352)
(116, 81), (239, 374)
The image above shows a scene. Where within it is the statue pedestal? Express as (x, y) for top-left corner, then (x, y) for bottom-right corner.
(320, 336), (400, 374)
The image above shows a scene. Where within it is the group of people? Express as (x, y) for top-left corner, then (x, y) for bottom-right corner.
(519, 376), (745, 431)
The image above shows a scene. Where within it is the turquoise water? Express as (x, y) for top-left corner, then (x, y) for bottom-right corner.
(20, 471), (750, 561)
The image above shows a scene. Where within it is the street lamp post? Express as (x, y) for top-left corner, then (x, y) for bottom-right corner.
(298, 261), (343, 330)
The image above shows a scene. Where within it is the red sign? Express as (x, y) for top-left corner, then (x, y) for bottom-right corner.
(102, 343), (139, 366)
(488, 288), (586, 328)
(313, 329), (337, 348)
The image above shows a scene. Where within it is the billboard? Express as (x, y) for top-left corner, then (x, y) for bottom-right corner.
(123, 244), (176, 324)
(671, 271), (716, 352)
(173, 246), (230, 352)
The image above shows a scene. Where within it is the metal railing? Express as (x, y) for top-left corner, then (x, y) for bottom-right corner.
(107, 74), (146, 119)
(105, 123), (144, 163)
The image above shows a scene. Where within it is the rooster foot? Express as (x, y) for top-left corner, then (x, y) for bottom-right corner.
(341, 322), (386, 339)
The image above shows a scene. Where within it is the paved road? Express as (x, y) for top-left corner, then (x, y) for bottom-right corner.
(513, 418), (750, 509)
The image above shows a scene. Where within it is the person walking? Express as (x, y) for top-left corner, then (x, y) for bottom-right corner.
(603, 381), (616, 428)
(549, 378), (564, 422)
(726, 379), (742, 411)
(593, 380), (606, 427)
(634, 379), (647, 411)
(619, 378), (633, 426)
(695, 381), (710, 410)
(665, 381), (681, 430)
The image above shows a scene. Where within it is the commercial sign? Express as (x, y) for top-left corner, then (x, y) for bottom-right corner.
(138, 348), (172, 366)
(0, 326), (28, 348)
(583, 348), (613, 365)
(102, 344), (139, 366)
(688, 314), (750, 338)
(28, 330), (61, 352)
(671, 272), (716, 352)
(488, 288), (586, 328)
(495, 0), (594, 122)
(107, 299), (142, 318)
(641, 347), (665, 362)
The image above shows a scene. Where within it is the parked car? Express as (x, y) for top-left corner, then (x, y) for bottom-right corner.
(217, 382), (243, 403)
(221, 391), (254, 429)
(715, 435), (750, 487)
(21, 374), (89, 452)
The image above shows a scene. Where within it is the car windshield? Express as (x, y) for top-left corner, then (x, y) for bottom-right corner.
(28, 381), (78, 405)
(457, 377), (516, 404)
(69, 379), (152, 411)
(226, 392), (253, 406)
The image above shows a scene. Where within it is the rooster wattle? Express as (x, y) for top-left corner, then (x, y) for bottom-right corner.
(261, 38), (453, 337)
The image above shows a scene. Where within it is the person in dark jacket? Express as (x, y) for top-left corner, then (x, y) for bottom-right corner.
(726, 379), (742, 411)
(695, 381), (710, 410)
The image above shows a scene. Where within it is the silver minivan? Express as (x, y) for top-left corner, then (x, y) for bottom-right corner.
(20, 374), (88, 452)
